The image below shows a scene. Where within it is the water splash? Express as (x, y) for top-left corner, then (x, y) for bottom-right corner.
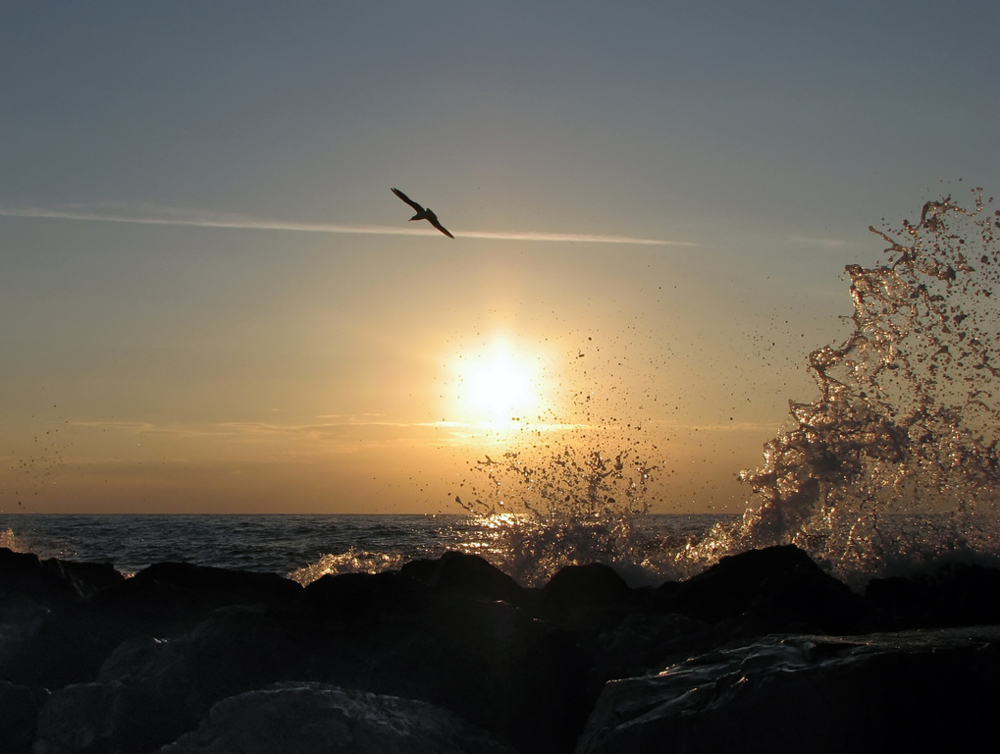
(450, 445), (659, 584)
(451, 190), (1000, 586)
(0, 528), (18, 551)
(727, 189), (1000, 580)
(287, 546), (409, 585)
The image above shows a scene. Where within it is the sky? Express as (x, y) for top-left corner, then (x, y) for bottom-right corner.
(1, 1), (998, 514)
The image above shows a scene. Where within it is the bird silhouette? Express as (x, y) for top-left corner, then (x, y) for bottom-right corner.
(391, 187), (454, 239)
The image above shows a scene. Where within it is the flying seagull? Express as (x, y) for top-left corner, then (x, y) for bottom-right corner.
(391, 187), (454, 239)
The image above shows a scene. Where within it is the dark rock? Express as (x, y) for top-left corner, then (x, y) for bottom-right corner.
(537, 563), (638, 630)
(0, 592), (53, 654)
(591, 612), (709, 683)
(29, 591), (589, 754)
(0, 548), (124, 609)
(157, 682), (519, 754)
(0, 680), (49, 754)
(658, 545), (864, 634)
(1, 563), (301, 690)
(1, 551), (126, 684)
(358, 596), (590, 754)
(41, 558), (125, 599)
(866, 563), (1000, 629)
(0, 548), (44, 576)
(32, 612), (326, 754)
(13, 546), (1000, 754)
(400, 551), (525, 606)
(298, 570), (425, 621)
(578, 626), (1000, 754)
(125, 562), (301, 612)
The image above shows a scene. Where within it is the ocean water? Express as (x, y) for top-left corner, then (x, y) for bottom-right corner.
(3, 191), (1000, 589)
(0, 513), (734, 587)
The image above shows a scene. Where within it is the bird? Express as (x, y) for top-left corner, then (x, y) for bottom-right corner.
(391, 187), (454, 238)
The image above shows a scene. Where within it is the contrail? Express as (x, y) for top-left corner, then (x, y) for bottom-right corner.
(0, 204), (694, 246)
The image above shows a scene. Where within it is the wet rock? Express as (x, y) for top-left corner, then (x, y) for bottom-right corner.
(400, 551), (526, 606)
(578, 626), (1000, 754)
(298, 570), (426, 621)
(354, 594), (590, 754)
(0, 548), (123, 609)
(123, 562), (301, 613)
(0, 680), (49, 754)
(157, 682), (519, 754)
(14, 547), (1000, 754)
(538, 563), (638, 630)
(655, 544), (864, 634)
(591, 612), (709, 683)
(41, 558), (125, 600)
(32, 609), (342, 754)
(865, 563), (1000, 629)
(2, 563), (302, 690)
(30, 582), (589, 754)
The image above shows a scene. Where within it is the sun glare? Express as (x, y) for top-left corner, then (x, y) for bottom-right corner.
(450, 341), (546, 428)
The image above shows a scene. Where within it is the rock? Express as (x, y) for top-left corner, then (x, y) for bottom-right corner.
(41, 558), (125, 599)
(31, 588), (590, 754)
(0, 548), (123, 609)
(2, 563), (302, 690)
(577, 626), (1000, 754)
(157, 682), (518, 754)
(14, 547), (1000, 754)
(655, 544), (864, 634)
(538, 563), (638, 630)
(591, 612), (709, 683)
(124, 562), (301, 613)
(32, 611), (328, 754)
(0, 680), (49, 754)
(298, 570), (425, 622)
(866, 563), (1000, 629)
(400, 551), (526, 606)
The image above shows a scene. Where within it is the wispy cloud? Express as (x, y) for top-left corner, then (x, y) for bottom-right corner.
(789, 235), (850, 248)
(0, 203), (693, 246)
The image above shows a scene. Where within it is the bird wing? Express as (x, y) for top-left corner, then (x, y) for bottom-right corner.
(391, 187), (424, 213)
(429, 218), (454, 239)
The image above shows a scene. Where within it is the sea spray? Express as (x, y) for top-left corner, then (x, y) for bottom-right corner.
(450, 190), (1000, 586)
(287, 191), (1000, 587)
(287, 546), (408, 585)
(0, 528), (17, 551)
(726, 189), (1000, 581)
(452, 446), (658, 584)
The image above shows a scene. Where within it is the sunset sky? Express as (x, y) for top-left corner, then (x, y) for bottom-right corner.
(2, 2), (998, 513)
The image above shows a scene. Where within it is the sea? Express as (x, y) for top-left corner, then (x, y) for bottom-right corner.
(3, 191), (1000, 591)
(0, 513), (735, 587)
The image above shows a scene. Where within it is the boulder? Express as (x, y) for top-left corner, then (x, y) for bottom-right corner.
(0, 548), (123, 609)
(577, 626), (1000, 754)
(32, 611), (333, 754)
(30, 585), (590, 754)
(0, 680), (49, 754)
(2, 563), (302, 689)
(157, 682), (518, 754)
(655, 544), (864, 634)
(298, 570), (425, 622)
(537, 563), (638, 630)
(865, 563), (1000, 629)
(400, 551), (526, 606)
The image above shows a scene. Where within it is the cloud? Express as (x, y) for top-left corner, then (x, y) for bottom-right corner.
(0, 203), (694, 247)
(789, 235), (850, 248)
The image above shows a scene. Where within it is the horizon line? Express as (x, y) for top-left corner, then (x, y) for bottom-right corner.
(0, 204), (694, 246)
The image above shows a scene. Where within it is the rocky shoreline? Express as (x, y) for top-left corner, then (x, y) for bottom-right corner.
(2, 544), (1000, 753)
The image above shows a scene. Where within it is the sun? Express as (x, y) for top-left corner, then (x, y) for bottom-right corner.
(450, 341), (546, 427)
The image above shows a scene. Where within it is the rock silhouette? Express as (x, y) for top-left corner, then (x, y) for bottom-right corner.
(3, 544), (1000, 753)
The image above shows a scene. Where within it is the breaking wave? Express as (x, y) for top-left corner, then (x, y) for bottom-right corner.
(436, 189), (1000, 585)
